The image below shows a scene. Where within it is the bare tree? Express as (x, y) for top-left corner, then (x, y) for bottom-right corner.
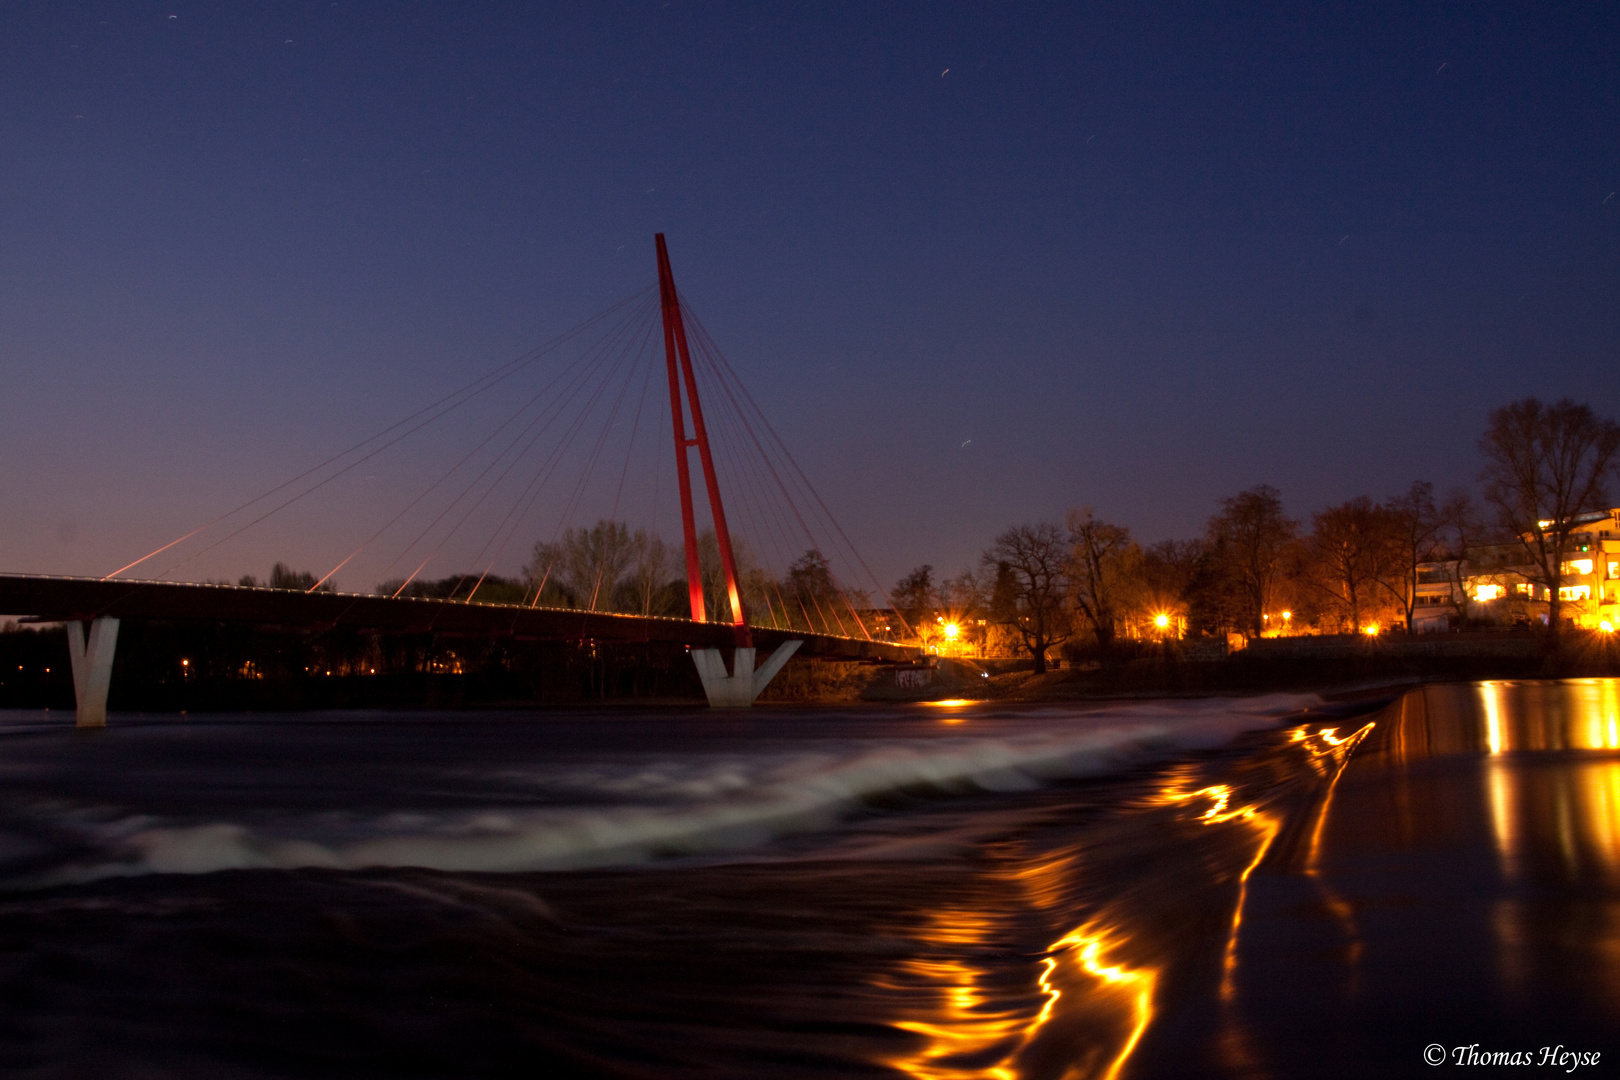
(1437, 489), (1485, 626)
(525, 520), (636, 611)
(1378, 481), (1444, 630)
(1065, 507), (1137, 649)
(1207, 485), (1299, 638)
(1479, 398), (1620, 638)
(1308, 497), (1398, 632)
(983, 522), (1071, 673)
(620, 530), (677, 617)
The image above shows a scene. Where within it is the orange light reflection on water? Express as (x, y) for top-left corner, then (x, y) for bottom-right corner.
(1299, 721), (1376, 997)
(1043, 924), (1158, 1080)
(924, 699), (977, 723)
(884, 722), (1376, 1080)
(880, 897), (1160, 1079)
(879, 907), (1053, 1080)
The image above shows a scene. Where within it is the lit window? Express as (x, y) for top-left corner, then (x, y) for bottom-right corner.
(1474, 584), (1503, 602)
(1559, 585), (1591, 602)
(1567, 559), (1594, 575)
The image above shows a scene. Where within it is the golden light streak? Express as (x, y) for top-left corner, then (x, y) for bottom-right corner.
(1218, 812), (1281, 1002)
(879, 909), (1042, 1080)
(882, 909), (1161, 1080)
(885, 719), (1382, 1080)
(1294, 721), (1376, 997)
(1047, 926), (1158, 1080)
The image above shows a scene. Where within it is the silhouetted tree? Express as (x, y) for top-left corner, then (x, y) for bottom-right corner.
(1437, 488), (1486, 625)
(1307, 497), (1399, 632)
(267, 562), (331, 593)
(892, 565), (938, 638)
(1133, 538), (1206, 633)
(1207, 485), (1298, 637)
(1065, 507), (1137, 649)
(775, 549), (844, 634)
(983, 522), (1071, 673)
(1479, 398), (1620, 637)
(375, 573), (527, 604)
(1378, 481), (1444, 629)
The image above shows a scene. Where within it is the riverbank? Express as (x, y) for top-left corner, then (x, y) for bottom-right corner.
(868, 635), (1620, 706)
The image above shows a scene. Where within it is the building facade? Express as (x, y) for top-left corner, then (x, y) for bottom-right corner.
(1412, 509), (1620, 632)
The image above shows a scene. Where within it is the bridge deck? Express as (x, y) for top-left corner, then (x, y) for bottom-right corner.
(0, 574), (919, 663)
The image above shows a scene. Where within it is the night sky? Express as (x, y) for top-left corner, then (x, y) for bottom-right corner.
(3, 2), (1618, 593)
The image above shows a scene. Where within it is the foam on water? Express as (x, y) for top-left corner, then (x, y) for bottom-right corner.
(11, 695), (1316, 885)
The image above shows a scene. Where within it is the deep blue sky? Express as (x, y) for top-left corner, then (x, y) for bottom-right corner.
(3, 1), (1618, 592)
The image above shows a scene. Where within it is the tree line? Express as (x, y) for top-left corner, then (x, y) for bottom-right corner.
(894, 397), (1620, 671)
(235, 396), (1617, 667)
(372, 522), (869, 638)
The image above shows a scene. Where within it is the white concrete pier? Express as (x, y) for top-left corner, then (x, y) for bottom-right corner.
(689, 640), (802, 708)
(66, 617), (119, 728)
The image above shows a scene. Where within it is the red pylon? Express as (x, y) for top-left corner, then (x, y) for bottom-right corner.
(656, 234), (749, 644)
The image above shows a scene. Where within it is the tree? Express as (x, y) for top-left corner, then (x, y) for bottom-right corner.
(783, 549), (843, 634)
(617, 531), (679, 617)
(1479, 398), (1620, 637)
(525, 520), (636, 612)
(1135, 539), (1206, 632)
(1307, 497), (1398, 632)
(1378, 481), (1443, 630)
(1437, 488), (1485, 626)
(375, 572), (526, 603)
(1065, 507), (1137, 649)
(1206, 485), (1299, 638)
(983, 522), (1071, 673)
(891, 565), (938, 638)
(265, 562), (331, 593)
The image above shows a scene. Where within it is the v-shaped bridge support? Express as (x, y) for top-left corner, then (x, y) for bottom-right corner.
(66, 617), (120, 728)
(690, 641), (803, 708)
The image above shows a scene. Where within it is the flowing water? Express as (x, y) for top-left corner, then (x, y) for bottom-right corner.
(1, 684), (1612, 1078)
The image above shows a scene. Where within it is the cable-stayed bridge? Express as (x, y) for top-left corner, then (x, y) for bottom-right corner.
(1, 236), (921, 724)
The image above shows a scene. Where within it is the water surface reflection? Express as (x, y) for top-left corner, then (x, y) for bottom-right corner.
(880, 723), (1369, 1080)
(1152, 680), (1620, 1079)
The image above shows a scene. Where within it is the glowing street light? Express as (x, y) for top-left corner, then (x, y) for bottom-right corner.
(1153, 613), (1170, 631)
(944, 622), (960, 641)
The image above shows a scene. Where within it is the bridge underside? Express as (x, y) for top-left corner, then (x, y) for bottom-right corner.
(0, 574), (920, 722)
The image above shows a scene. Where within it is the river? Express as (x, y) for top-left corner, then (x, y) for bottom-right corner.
(1, 682), (1614, 1077)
